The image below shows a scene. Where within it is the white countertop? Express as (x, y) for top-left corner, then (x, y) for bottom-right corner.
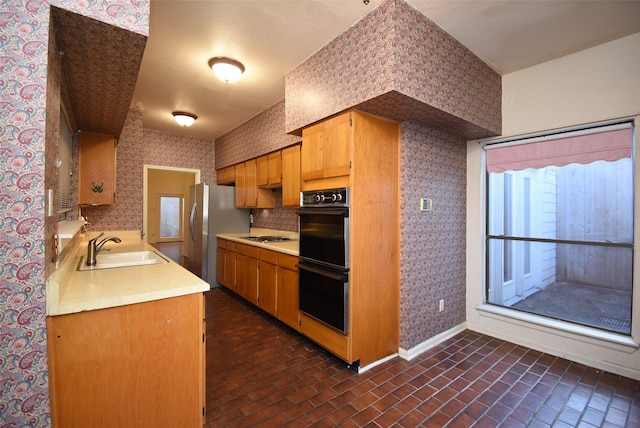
(217, 228), (299, 256)
(46, 231), (210, 316)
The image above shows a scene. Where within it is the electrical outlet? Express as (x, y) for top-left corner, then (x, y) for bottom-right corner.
(439, 299), (444, 312)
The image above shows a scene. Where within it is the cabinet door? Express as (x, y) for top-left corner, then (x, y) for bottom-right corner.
(281, 145), (301, 207)
(322, 112), (351, 179)
(235, 250), (247, 298)
(301, 122), (324, 181)
(224, 245), (237, 290)
(216, 241), (226, 286)
(244, 159), (257, 207)
(235, 163), (246, 207)
(47, 294), (203, 427)
(246, 256), (259, 305)
(256, 155), (269, 187)
(258, 250), (278, 316)
(277, 263), (299, 330)
(78, 131), (116, 205)
(216, 166), (235, 185)
(267, 152), (282, 185)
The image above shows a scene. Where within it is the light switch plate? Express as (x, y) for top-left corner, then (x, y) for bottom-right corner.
(419, 198), (432, 212)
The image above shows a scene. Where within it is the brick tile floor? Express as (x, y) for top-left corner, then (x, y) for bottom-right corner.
(205, 288), (640, 427)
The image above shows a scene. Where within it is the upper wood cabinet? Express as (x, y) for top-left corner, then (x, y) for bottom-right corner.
(216, 165), (235, 185)
(257, 152), (282, 187)
(281, 144), (301, 207)
(301, 112), (351, 190)
(78, 131), (116, 205)
(235, 160), (275, 208)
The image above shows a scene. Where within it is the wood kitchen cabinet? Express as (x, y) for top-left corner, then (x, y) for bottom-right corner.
(235, 159), (275, 208)
(216, 239), (226, 285)
(219, 239), (298, 327)
(281, 144), (301, 207)
(78, 131), (116, 205)
(48, 293), (205, 427)
(301, 112), (351, 191)
(299, 109), (400, 368)
(276, 253), (299, 330)
(216, 165), (236, 185)
(257, 151), (282, 187)
(224, 241), (237, 290)
(258, 249), (278, 317)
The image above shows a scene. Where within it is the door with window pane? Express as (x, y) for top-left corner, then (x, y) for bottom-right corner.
(158, 195), (184, 242)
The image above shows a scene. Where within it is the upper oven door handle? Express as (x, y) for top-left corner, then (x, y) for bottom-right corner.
(297, 262), (348, 281)
(298, 207), (349, 217)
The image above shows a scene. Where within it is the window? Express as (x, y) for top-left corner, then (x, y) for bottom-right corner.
(159, 195), (184, 241)
(485, 122), (634, 335)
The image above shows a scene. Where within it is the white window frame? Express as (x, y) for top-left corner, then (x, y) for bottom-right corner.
(465, 117), (640, 381)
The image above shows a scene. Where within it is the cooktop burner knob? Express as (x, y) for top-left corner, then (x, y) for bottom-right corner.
(332, 193), (342, 202)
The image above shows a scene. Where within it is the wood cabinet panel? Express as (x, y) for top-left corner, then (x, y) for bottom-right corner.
(236, 160), (275, 208)
(277, 255), (299, 330)
(281, 145), (301, 207)
(299, 313), (349, 361)
(258, 249), (278, 316)
(78, 131), (116, 205)
(216, 165), (236, 185)
(48, 293), (204, 427)
(301, 112), (351, 189)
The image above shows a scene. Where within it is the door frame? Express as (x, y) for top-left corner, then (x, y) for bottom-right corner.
(143, 164), (201, 243)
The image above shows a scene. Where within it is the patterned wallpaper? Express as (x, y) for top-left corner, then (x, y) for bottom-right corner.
(399, 123), (468, 349)
(2, 1), (149, 425)
(83, 104), (217, 232)
(285, 0), (501, 139)
(215, 99), (300, 168)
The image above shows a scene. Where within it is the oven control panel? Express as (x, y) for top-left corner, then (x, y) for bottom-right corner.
(301, 187), (349, 206)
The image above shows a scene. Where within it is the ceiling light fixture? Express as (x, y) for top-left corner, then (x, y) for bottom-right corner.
(172, 111), (197, 127)
(208, 57), (245, 84)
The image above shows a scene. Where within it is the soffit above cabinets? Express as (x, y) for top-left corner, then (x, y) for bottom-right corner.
(51, 7), (147, 137)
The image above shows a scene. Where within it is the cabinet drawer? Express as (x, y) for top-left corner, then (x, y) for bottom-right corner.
(260, 249), (278, 264)
(300, 313), (349, 362)
(236, 243), (248, 256)
(247, 245), (260, 259)
(226, 241), (237, 252)
(278, 253), (298, 271)
(217, 239), (226, 249)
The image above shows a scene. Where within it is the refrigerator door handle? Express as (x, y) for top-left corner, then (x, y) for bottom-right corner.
(189, 202), (197, 242)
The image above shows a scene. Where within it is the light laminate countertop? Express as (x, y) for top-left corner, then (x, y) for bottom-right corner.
(46, 230), (209, 316)
(217, 228), (299, 257)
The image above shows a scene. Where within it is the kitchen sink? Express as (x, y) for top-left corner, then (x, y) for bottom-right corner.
(77, 250), (169, 271)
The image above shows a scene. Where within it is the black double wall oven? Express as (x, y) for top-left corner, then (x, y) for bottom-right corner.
(298, 188), (350, 334)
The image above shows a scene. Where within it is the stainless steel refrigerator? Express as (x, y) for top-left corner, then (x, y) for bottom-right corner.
(187, 183), (250, 285)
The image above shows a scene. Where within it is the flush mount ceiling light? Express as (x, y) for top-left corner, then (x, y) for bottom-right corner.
(172, 111), (197, 127)
(208, 57), (245, 84)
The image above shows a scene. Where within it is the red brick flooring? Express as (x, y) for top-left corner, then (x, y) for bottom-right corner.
(205, 287), (640, 427)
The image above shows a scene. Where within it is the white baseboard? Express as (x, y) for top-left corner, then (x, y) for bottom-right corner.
(398, 323), (467, 361)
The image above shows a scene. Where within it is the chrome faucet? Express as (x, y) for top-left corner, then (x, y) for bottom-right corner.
(86, 232), (122, 266)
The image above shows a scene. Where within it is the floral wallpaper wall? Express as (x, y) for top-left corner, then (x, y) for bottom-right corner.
(83, 104), (217, 232)
(285, 0), (500, 140)
(281, 0), (499, 351)
(215, 98), (300, 232)
(215, 99), (300, 168)
(399, 123), (467, 349)
(1, 1), (148, 425)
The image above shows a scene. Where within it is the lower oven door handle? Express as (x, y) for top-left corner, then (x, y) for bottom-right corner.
(296, 263), (348, 281)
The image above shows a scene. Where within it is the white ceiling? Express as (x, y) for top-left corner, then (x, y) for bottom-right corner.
(132, 0), (640, 140)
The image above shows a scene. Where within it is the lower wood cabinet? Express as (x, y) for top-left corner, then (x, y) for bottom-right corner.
(47, 293), (205, 427)
(217, 239), (299, 330)
(258, 249), (278, 317)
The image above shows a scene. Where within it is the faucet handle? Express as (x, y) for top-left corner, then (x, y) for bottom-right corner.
(89, 232), (104, 243)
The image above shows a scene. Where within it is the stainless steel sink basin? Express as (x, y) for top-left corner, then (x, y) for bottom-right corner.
(77, 250), (169, 271)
